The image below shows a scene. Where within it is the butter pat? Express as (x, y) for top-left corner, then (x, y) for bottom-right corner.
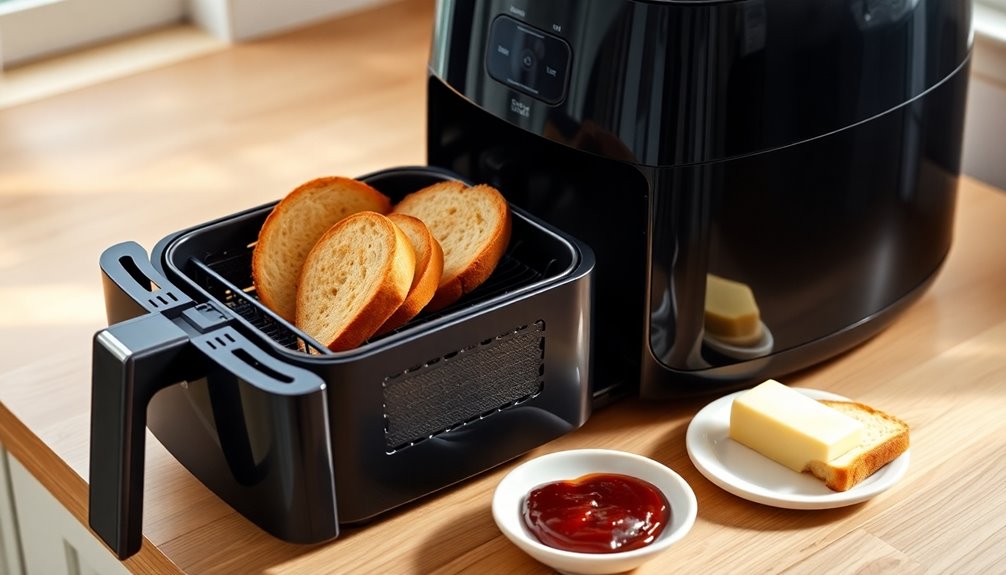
(705, 274), (762, 345)
(729, 380), (864, 472)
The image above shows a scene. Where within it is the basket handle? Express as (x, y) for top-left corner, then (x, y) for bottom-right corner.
(88, 243), (331, 559)
(98, 241), (192, 324)
(89, 313), (191, 559)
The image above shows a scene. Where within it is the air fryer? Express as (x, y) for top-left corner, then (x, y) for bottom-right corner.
(427, 0), (972, 399)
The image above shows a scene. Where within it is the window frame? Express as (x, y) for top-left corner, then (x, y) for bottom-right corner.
(0, 0), (185, 68)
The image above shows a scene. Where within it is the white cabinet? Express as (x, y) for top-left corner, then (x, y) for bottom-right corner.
(0, 447), (23, 575)
(0, 445), (129, 575)
(965, 7), (1006, 190)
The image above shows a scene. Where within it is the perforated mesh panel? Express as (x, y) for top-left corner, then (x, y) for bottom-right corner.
(383, 321), (545, 451)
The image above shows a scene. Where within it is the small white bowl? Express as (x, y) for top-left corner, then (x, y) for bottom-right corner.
(492, 449), (697, 575)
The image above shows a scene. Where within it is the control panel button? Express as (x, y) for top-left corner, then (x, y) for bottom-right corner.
(486, 15), (571, 105)
(520, 49), (536, 69)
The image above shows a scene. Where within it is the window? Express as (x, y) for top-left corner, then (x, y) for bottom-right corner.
(0, 0), (390, 70)
(0, 0), (184, 68)
(975, 0), (1006, 44)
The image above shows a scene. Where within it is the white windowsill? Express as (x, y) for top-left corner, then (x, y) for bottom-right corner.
(0, 0), (61, 17)
(976, 3), (1006, 45)
(974, 3), (1006, 88)
(0, 24), (225, 110)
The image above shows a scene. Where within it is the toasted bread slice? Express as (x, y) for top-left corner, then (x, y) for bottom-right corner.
(252, 177), (392, 321)
(376, 214), (445, 334)
(806, 400), (910, 492)
(295, 212), (415, 352)
(392, 181), (511, 311)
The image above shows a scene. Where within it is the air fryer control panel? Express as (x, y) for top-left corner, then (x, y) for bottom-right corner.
(485, 15), (571, 105)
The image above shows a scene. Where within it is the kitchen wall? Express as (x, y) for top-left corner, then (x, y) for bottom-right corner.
(189, 0), (394, 42)
(963, 27), (1006, 191)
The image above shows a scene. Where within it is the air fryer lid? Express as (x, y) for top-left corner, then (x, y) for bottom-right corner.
(430, 0), (972, 166)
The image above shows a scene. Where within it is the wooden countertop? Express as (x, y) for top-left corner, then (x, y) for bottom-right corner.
(2, 1), (1005, 573)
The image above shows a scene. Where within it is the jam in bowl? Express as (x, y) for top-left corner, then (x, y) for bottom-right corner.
(492, 449), (697, 575)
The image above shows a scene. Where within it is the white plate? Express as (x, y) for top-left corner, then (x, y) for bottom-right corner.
(685, 388), (909, 509)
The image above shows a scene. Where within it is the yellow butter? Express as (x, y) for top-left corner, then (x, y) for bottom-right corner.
(729, 380), (864, 471)
(704, 274), (762, 344)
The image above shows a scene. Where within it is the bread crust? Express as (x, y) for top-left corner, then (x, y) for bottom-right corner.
(393, 181), (511, 311)
(376, 214), (444, 334)
(807, 400), (910, 492)
(252, 176), (391, 321)
(295, 212), (415, 352)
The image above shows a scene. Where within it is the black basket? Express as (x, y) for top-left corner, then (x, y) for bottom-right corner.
(89, 166), (595, 560)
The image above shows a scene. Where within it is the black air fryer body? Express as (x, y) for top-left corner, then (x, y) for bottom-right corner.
(427, 0), (972, 399)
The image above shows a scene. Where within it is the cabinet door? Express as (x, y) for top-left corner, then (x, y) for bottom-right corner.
(0, 445), (24, 575)
(6, 454), (128, 575)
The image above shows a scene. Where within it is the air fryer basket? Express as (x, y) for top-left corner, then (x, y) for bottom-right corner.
(90, 166), (594, 559)
(160, 167), (579, 356)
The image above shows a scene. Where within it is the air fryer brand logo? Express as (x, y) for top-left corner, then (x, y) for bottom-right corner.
(510, 98), (531, 118)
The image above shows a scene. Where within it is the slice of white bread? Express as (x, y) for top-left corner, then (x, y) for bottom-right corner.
(392, 181), (511, 311)
(295, 211), (415, 352)
(376, 214), (445, 335)
(806, 400), (910, 492)
(252, 177), (392, 321)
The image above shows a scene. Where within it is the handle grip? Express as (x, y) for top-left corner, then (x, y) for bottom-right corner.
(89, 313), (191, 559)
(99, 241), (191, 324)
(90, 242), (333, 559)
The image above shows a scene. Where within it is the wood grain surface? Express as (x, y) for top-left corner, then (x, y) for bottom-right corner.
(2, 1), (1005, 573)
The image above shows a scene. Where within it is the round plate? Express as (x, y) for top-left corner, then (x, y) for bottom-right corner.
(685, 388), (909, 509)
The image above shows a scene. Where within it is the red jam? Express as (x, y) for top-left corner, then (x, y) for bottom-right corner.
(522, 473), (670, 554)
